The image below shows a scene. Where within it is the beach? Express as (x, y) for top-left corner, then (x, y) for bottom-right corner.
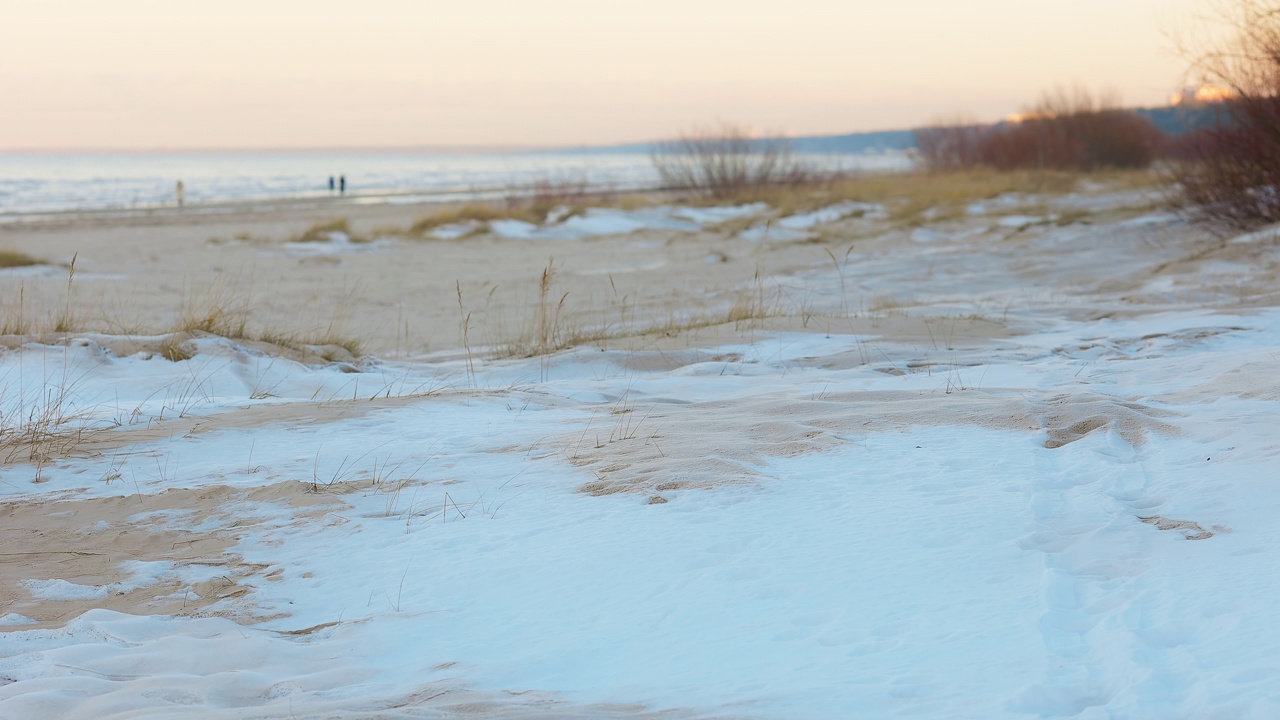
(2, 171), (1236, 362)
(3, 173), (1280, 717)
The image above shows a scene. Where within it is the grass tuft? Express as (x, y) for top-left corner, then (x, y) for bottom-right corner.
(0, 250), (42, 268)
(294, 218), (368, 244)
(409, 204), (510, 236)
(160, 336), (195, 362)
(0, 284), (30, 335)
(409, 180), (609, 238)
(53, 254), (78, 334)
(176, 283), (250, 338)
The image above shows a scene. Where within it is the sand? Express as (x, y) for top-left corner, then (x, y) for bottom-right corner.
(0, 181), (1215, 596)
(1, 196), (790, 358)
(0, 181), (1266, 605)
(4, 179), (1280, 717)
(3, 182), (1261, 362)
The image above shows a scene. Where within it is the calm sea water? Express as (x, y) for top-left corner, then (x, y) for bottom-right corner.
(0, 150), (912, 214)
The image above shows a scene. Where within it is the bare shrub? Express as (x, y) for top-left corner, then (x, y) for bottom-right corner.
(651, 123), (814, 199)
(519, 177), (595, 221)
(996, 88), (1163, 171)
(914, 122), (989, 172)
(1171, 0), (1280, 228)
(915, 88), (1164, 173)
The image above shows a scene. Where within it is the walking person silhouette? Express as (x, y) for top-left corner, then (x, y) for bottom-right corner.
(328, 175), (335, 194)
(339, 175), (346, 195)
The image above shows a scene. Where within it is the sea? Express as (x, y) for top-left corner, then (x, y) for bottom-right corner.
(0, 149), (914, 216)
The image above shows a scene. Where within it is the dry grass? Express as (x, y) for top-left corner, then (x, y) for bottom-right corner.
(163, 275), (363, 359)
(0, 284), (31, 335)
(53, 255), (78, 333)
(159, 335), (196, 362)
(409, 180), (628, 239)
(0, 343), (96, 480)
(409, 203), (514, 236)
(0, 250), (42, 268)
(483, 260), (793, 361)
(1, 167), (1165, 368)
(175, 280), (250, 338)
(294, 218), (368, 244)
(706, 212), (772, 236)
(408, 167), (1162, 242)
(0, 260), (375, 480)
(1, 256), (89, 337)
(709, 167), (1163, 224)
(249, 329), (360, 361)
(848, 170), (1072, 222)
(534, 261), (567, 355)
(0, 277), (363, 363)
(0, 403), (91, 480)
(207, 232), (273, 246)
(463, 174), (1112, 358)
(824, 168), (1158, 224)
(724, 270), (778, 327)
(494, 259), (572, 358)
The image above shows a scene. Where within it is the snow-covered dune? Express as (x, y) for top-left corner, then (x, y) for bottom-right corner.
(2, 184), (1279, 718)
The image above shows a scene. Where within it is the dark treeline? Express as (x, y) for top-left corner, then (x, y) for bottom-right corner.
(913, 89), (1233, 173)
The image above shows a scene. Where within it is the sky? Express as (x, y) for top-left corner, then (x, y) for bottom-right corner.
(0, 0), (1219, 150)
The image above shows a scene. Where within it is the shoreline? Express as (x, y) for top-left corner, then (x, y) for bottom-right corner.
(0, 170), (1202, 362)
(0, 183), (652, 228)
(0, 150), (913, 221)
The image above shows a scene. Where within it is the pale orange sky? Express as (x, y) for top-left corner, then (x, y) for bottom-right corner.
(0, 0), (1216, 150)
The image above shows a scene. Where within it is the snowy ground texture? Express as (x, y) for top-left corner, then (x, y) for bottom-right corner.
(3, 188), (1280, 719)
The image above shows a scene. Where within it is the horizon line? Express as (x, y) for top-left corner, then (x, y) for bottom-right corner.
(0, 126), (919, 155)
(0, 143), (592, 156)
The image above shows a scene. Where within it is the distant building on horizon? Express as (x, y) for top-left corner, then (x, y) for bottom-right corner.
(1169, 85), (1236, 108)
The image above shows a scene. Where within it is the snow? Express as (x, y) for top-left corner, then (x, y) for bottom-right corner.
(282, 232), (387, 255)
(739, 201), (881, 242)
(488, 204), (767, 241)
(996, 214), (1049, 228)
(2, 192), (1280, 718)
(0, 335), (380, 434)
(19, 579), (108, 601)
(0, 264), (69, 279)
(432, 202), (838, 243)
(427, 221), (483, 239)
(1230, 223), (1280, 244)
(671, 202), (769, 224)
(910, 227), (945, 243)
(19, 563), (226, 602)
(776, 201), (879, 229)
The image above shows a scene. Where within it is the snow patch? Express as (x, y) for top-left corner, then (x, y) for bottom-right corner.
(21, 579), (109, 601)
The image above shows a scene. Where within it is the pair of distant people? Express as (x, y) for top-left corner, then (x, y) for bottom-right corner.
(174, 176), (348, 207)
